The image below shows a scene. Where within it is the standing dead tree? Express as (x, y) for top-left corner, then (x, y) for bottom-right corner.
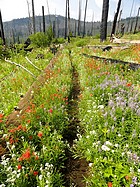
(0, 10), (5, 45)
(42, 6), (45, 33)
(65, 0), (68, 39)
(111, 0), (122, 37)
(32, 0), (36, 34)
(78, 0), (82, 36)
(100, 0), (109, 42)
(116, 9), (122, 34)
(126, 0), (135, 33)
(26, 0), (32, 34)
(134, 7), (140, 34)
(46, 0), (51, 26)
(90, 11), (94, 36)
(67, 0), (71, 43)
(83, 0), (88, 37)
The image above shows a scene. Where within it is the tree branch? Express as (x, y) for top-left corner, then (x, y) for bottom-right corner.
(4, 58), (36, 78)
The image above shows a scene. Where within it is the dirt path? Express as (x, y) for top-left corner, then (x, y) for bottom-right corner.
(63, 51), (89, 187)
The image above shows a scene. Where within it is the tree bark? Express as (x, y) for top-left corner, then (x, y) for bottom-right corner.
(91, 11), (94, 36)
(42, 6), (45, 33)
(65, 0), (68, 39)
(78, 0), (81, 36)
(32, 0), (36, 34)
(126, 0), (134, 33)
(100, 0), (109, 42)
(0, 10), (6, 45)
(134, 7), (140, 34)
(83, 0), (88, 37)
(46, 0), (51, 26)
(67, 0), (71, 43)
(111, 0), (122, 37)
(26, 0), (32, 34)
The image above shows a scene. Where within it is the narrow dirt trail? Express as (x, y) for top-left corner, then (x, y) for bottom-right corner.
(63, 51), (89, 187)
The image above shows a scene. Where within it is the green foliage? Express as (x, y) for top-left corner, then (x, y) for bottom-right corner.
(29, 26), (54, 47)
(52, 38), (65, 44)
(93, 34), (100, 39)
(0, 39), (10, 59)
(29, 32), (49, 47)
(75, 38), (88, 47)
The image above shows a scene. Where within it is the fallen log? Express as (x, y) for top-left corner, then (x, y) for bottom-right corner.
(82, 53), (140, 70)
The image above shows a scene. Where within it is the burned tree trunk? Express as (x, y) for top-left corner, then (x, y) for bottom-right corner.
(0, 10), (5, 45)
(91, 11), (94, 36)
(46, 0), (51, 26)
(65, 0), (68, 39)
(74, 20), (77, 37)
(67, 0), (71, 43)
(126, 0), (134, 33)
(100, 0), (109, 42)
(78, 0), (81, 36)
(134, 7), (140, 34)
(116, 9), (122, 34)
(32, 0), (36, 34)
(42, 6), (45, 33)
(83, 0), (88, 37)
(26, 0), (32, 34)
(111, 0), (122, 37)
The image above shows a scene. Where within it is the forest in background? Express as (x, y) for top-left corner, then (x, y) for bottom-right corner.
(3, 14), (140, 44)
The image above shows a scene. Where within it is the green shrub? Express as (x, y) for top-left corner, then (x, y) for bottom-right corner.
(29, 32), (49, 47)
(75, 39), (88, 47)
(29, 26), (54, 47)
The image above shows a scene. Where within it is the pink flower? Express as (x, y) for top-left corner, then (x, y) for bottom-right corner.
(48, 108), (53, 113)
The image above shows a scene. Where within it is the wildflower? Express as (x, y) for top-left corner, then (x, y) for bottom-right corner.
(19, 148), (30, 161)
(39, 175), (43, 180)
(105, 141), (112, 146)
(48, 108), (53, 113)
(29, 135), (33, 140)
(33, 152), (39, 160)
(33, 171), (39, 176)
(126, 83), (132, 87)
(38, 132), (43, 138)
(0, 113), (3, 123)
(108, 182), (113, 187)
(17, 164), (22, 170)
(130, 184), (134, 187)
(0, 184), (6, 187)
(89, 163), (93, 167)
(27, 119), (31, 124)
(101, 145), (110, 151)
(125, 175), (130, 180)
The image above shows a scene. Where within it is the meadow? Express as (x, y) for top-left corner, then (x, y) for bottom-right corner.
(0, 33), (140, 187)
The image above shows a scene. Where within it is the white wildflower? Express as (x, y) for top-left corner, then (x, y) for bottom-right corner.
(12, 154), (16, 158)
(11, 145), (15, 150)
(0, 184), (6, 187)
(115, 144), (119, 147)
(101, 145), (110, 151)
(17, 173), (21, 178)
(98, 105), (104, 109)
(39, 175), (43, 180)
(90, 130), (96, 135)
(3, 134), (7, 138)
(118, 133), (121, 137)
(105, 141), (112, 146)
(89, 163), (93, 167)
